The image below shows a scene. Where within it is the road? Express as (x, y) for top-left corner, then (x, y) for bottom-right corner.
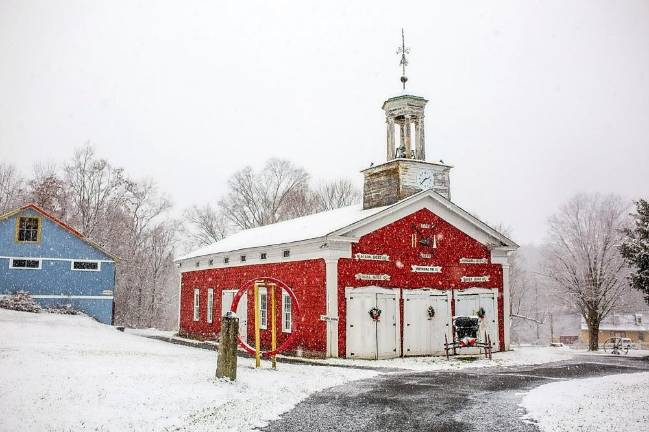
(261, 354), (649, 432)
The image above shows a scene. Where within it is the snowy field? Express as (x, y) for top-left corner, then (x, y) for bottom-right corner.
(522, 372), (649, 432)
(297, 345), (576, 371)
(0, 309), (376, 432)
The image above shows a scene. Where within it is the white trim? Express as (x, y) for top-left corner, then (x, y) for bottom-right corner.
(193, 288), (200, 322)
(454, 287), (500, 350)
(344, 286), (401, 359)
(501, 264), (511, 350)
(331, 190), (518, 249)
(0, 294), (114, 300)
(259, 287), (268, 329)
(207, 288), (214, 324)
(282, 291), (292, 333)
(70, 260), (101, 272)
(175, 189), (518, 269)
(0, 256), (114, 264)
(176, 239), (345, 273)
(9, 258), (42, 270)
(325, 259), (339, 358)
(344, 286), (400, 297)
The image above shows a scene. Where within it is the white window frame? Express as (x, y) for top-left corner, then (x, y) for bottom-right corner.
(70, 260), (101, 272)
(193, 288), (200, 321)
(282, 292), (292, 333)
(207, 288), (214, 323)
(9, 258), (42, 270)
(259, 287), (268, 329)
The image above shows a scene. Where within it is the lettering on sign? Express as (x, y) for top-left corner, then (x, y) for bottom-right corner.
(459, 258), (488, 264)
(420, 223), (431, 229)
(355, 273), (391, 281)
(411, 265), (442, 273)
(420, 253), (432, 259)
(461, 275), (490, 283)
(320, 315), (339, 322)
(354, 253), (390, 261)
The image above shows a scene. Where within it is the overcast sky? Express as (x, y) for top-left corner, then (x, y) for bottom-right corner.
(1, 0), (648, 245)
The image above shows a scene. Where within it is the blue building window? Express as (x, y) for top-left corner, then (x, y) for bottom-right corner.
(71, 261), (101, 271)
(16, 217), (41, 243)
(10, 258), (41, 269)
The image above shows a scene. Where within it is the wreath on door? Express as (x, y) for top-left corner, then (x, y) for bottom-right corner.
(476, 307), (486, 319)
(368, 307), (382, 321)
(427, 306), (435, 320)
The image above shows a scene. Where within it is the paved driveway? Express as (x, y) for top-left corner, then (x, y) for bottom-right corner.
(261, 355), (649, 432)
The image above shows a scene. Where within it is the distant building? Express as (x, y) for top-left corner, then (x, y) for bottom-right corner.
(579, 313), (649, 348)
(0, 204), (117, 324)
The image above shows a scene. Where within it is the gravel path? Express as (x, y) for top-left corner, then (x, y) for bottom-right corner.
(260, 355), (649, 432)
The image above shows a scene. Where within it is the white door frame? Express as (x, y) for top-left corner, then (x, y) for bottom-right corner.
(344, 286), (401, 359)
(402, 288), (452, 356)
(454, 287), (500, 350)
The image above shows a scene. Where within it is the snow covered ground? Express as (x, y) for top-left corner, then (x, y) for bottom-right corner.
(296, 345), (576, 371)
(0, 309), (376, 432)
(521, 372), (649, 432)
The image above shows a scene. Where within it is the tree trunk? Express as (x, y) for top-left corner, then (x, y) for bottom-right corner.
(588, 322), (600, 351)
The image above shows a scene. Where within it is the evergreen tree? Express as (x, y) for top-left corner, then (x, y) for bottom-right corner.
(620, 199), (649, 304)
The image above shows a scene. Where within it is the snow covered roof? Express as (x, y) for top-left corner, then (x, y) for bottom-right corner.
(177, 189), (518, 262)
(580, 313), (649, 332)
(177, 204), (388, 260)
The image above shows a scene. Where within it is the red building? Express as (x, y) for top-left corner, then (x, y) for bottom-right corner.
(176, 92), (518, 359)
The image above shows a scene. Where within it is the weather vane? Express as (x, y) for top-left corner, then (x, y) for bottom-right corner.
(396, 28), (410, 90)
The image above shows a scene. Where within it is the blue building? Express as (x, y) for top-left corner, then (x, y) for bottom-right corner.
(0, 204), (117, 324)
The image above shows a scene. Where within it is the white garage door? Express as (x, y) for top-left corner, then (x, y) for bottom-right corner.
(345, 287), (400, 359)
(403, 289), (452, 356)
(221, 290), (248, 343)
(454, 289), (498, 350)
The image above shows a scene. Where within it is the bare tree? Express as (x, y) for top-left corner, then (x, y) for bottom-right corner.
(64, 145), (128, 240)
(219, 158), (310, 229)
(28, 163), (68, 218)
(183, 204), (229, 247)
(312, 178), (361, 212)
(0, 163), (24, 213)
(544, 193), (629, 351)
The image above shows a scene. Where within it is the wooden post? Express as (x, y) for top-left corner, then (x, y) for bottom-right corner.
(216, 311), (239, 381)
(254, 280), (261, 368)
(270, 283), (277, 369)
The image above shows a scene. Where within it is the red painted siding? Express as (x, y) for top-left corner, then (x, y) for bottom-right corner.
(180, 259), (327, 355)
(337, 208), (505, 356)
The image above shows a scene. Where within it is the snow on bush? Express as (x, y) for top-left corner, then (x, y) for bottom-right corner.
(44, 304), (81, 315)
(0, 291), (41, 313)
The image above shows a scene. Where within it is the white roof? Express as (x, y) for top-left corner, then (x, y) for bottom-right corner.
(177, 204), (387, 260)
(580, 313), (648, 332)
(177, 189), (518, 262)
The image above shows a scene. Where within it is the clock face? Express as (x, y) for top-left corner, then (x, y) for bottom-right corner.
(416, 169), (434, 189)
